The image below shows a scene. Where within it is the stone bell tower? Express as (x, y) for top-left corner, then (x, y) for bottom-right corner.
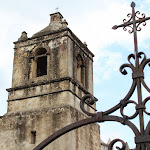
(0, 12), (100, 150)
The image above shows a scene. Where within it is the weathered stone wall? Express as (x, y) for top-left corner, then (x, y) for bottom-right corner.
(7, 80), (95, 114)
(0, 106), (100, 150)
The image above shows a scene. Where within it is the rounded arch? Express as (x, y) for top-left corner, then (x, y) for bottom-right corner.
(30, 46), (50, 78)
(76, 53), (85, 86)
(76, 54), (85, 67)
(32, 45), (50, 57)
(35, 48), (47, 56)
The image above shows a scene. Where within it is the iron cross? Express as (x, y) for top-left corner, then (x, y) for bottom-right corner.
(112, 1), (150, 68)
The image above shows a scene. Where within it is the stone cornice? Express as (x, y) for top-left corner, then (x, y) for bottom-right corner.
(14, 28), (94, 60)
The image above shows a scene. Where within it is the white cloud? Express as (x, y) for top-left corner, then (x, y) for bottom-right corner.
(94, 50), (123, 80)
(68, 2), (135, 81)
(69, 1), (132, 49)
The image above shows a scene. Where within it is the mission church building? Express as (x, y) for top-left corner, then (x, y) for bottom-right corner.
(0, 12), (101, 150)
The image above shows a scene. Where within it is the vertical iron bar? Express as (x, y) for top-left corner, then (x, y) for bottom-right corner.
(131, 2), (139, 67)
(131, 3), (145, 149)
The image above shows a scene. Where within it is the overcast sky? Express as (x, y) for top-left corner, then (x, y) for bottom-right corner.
(1, 0), (150, 149)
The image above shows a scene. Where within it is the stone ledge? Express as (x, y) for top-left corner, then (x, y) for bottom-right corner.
(7, 89), (97, 111)
(6, 77), (90, 95)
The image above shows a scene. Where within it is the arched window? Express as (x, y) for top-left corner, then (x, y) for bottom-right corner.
(30, 48), (47, 79)
(77, 54), (85, 85)
(35, 48), (47, 77)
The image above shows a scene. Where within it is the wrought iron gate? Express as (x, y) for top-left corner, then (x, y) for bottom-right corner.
(34, 2), (150, 150)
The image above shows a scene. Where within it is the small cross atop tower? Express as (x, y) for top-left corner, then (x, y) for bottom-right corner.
(55, 7), (59, 12)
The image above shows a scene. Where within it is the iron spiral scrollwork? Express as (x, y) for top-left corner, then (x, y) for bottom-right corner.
(80, 51), (150, 149)
(108, 139), (126, 150)
(135, 11), (146, 32)
(123, 13), (133, 34)
(122, 10), (147, 33)
(33, 2), (150, 150)
(80, 94), (97, 117)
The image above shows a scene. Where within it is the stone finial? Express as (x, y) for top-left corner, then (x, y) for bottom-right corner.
(49, 12), (68, 31)
(18, 31), (28, 41)
(50, 12), (63, 24)
(62, 19), (68, 27)
(84, 42), (87, 47)
(32, 12), (68, 37)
